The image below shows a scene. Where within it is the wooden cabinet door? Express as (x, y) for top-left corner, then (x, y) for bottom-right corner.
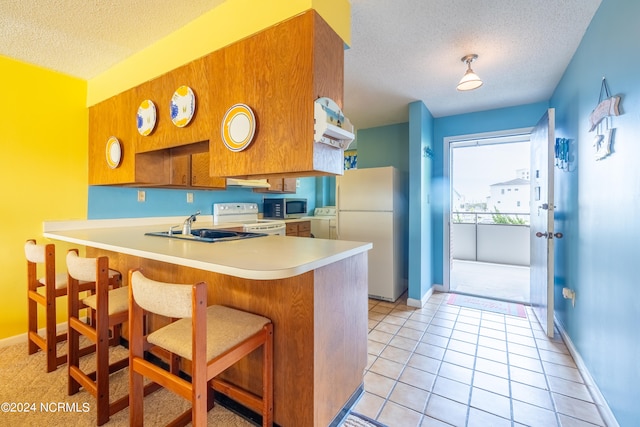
(191, 152), (226, 189)
(283, 178), (297, 193)
(286, 223), (299, 236)
(170, 154), (190, 186)
(298, 221), (311, 237)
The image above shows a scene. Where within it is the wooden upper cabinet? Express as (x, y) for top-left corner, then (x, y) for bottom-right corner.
(88, 10), (345, 186)
(208, 11), (345, 178)
(134, 58), (210, 153)
(89, 88), (168, 185)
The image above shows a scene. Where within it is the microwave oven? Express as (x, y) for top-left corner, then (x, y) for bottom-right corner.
(263, 198), (307, 219)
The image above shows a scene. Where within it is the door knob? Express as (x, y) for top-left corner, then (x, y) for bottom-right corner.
(535, 231), (564, 239)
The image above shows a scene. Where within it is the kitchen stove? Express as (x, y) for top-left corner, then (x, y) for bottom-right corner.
(213, 203), (286, 235)
(309, 206), (336, 239)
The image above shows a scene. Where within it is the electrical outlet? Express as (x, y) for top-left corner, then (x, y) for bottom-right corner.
(296, 179), (300, 188)
(137, 190), (145, 202)
(186, 192), (194, 203)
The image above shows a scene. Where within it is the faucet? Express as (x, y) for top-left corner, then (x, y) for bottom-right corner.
(181, 210), (201, 235)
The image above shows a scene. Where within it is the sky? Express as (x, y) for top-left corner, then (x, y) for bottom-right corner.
(452, 141), (530, 202)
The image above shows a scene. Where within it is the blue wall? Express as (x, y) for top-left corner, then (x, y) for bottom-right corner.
(408, 101), (434, 302)
(87, 177), (317, 219)
(549, 0), (639, 424)
(431, 102), (549, 285)
(357, 123), (410, 172)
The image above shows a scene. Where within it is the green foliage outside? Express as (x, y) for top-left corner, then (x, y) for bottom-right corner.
(491, 207), (526, 225)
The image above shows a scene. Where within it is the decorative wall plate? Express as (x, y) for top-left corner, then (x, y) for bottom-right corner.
(137, 99), (157, 136)
(105, 136), (122, 169)
(221, 104), (256, 152)
(170, 86), (196, 127)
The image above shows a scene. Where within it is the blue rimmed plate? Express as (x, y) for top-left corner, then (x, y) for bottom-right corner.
(170, 86), (196, 128)
(137, 99), (157, 136)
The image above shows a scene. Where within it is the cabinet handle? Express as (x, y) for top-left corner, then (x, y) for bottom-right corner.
(182, 175), (187, 185)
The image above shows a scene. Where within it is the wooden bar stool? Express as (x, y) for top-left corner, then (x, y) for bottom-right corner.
(66, 249), (129, 426)
(128, 270), (274, 426)
(25, 239), (98, 372)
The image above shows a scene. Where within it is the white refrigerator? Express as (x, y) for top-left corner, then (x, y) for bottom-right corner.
(336, 166), (406, 301)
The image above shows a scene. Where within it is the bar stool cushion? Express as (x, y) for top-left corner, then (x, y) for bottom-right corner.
(37, 268), (120, 290)
(38, 272), (70, 290)
(82, 286), (129, 316)
(147, 305), (270, 361)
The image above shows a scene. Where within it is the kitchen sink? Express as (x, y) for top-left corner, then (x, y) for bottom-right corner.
(145, 228), (266, 243)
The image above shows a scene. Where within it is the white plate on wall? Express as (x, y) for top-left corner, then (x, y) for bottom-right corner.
(221, 104), (256, 152)
(105, 136), (122, 169)
(137, 99), (157, 136)
(170, 86), (196, 128)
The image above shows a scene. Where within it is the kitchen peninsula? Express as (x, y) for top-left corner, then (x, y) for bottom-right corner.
(44, 218), (371, 426)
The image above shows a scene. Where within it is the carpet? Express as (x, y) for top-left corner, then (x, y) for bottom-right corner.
(0, 338), (376, 426)
(447, 293), (527, 318)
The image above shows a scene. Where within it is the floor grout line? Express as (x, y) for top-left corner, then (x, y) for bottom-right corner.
(361, 292), (607, 427)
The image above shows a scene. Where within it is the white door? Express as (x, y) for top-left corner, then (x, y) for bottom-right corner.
(530, 109), (556, 337)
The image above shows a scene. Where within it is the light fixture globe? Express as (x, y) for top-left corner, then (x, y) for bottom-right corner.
(457, 54), (483, 91)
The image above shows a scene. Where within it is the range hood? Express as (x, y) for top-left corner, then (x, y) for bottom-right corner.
(226, 178), (271, 188)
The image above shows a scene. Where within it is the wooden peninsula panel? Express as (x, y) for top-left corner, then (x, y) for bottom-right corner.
(87, 248), (368, 427)
(208, 10), (345, 178)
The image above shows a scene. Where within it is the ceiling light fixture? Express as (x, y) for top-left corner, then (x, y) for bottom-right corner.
(457, 54), (483, 91)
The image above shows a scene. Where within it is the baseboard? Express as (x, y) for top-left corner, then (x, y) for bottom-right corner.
(407, 286), (434, 308)
(554, 315), (619, 427)
(0, 322), (69, 349)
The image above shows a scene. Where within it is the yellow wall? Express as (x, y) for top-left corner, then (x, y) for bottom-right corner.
(0, 55), (88, 339)
(87, 0), (351, 105)
(0, 0), (350, 341)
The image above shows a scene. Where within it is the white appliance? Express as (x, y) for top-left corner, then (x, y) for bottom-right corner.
(336, 166), (406, 301)
(213, 203), (286, 235)
(309, 206), (337, 239)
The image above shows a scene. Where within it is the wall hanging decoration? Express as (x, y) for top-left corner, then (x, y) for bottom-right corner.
(343, 150), (357, 170)
(554, 138), (571, 171)
(221, 104), (256, 152)
(105, 136), (122, 169)
(136, 99), (157, 136)
(589, 77), (621, 160)
(170, 85), (196, 128)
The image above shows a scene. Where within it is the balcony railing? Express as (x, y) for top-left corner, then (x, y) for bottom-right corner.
(451, 211), (530, 267)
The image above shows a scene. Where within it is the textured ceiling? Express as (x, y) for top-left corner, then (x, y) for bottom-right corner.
(0, 0), (225, 79)
(0, 0), (602, 129)
(345, 0), (602, 127)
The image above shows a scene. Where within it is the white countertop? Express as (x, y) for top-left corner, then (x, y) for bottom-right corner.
(43, 218), (371, 280)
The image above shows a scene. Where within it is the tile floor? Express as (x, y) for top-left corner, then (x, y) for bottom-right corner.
(450, 260), (530, 304)
(353, 292), (606, 427)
